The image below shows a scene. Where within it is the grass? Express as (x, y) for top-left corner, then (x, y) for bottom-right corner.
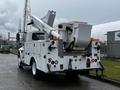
(90, 58), (120, 81)
(101, 58), (120, 81)
(10, 48), (18, 55)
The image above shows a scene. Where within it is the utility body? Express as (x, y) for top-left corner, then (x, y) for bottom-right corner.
(18, 0), (103, 78)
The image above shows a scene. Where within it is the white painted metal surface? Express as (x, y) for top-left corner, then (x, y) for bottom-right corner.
(19, 22), (101, 73)
(18, 0), (102, 75)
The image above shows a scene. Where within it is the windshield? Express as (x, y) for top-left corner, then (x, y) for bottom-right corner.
(32, 33), (45, 40)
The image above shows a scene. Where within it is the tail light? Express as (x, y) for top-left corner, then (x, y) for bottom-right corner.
(48, 58), (52, 63)
(55, 60), (58, 64)
(48, 58), (58, 65)
(51, 61), (55, 64)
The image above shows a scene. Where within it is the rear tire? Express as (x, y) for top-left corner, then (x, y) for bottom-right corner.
(32, 61), (39, 79)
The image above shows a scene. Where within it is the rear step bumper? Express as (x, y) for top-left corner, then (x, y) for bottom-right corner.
(47, 68), (102, 75)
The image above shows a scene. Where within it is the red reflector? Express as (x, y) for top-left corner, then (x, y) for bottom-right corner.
(48, 58), (52, 63)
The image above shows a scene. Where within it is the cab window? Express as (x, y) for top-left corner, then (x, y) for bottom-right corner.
(32, 33), (45, 40)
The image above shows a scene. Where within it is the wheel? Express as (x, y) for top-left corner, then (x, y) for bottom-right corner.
(32, 61), (39, 79)
(18, 58), (24, 69)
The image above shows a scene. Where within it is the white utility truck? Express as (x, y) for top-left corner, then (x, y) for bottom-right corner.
(18, 0), (103, 78)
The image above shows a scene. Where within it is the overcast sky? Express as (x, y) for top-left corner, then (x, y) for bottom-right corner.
(0, 0), (120, 38)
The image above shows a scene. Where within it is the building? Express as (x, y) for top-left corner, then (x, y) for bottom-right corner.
(91, 21), (120, 58)
(107, 31), (120, 58)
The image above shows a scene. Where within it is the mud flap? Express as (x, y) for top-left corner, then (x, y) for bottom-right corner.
(68, 59), (72, 70)
(96, 62), (104, 77)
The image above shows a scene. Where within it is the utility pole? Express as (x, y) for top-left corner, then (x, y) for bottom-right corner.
(18, 19), (21, 33)
(8, 32), (10, 42)
(23, 0), (31, 42)
(17, 19), (22, 48)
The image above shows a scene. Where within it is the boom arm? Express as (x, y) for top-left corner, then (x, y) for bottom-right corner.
(41, 10), (56, 27)
(28, 15), (60, 39)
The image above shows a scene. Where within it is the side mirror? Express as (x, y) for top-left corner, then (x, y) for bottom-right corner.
(16, 33), (20, 42)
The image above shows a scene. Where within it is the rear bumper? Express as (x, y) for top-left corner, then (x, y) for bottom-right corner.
(47, 68), (102, 75)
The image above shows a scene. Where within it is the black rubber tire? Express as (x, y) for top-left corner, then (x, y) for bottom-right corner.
(18, 62), (24, 69)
